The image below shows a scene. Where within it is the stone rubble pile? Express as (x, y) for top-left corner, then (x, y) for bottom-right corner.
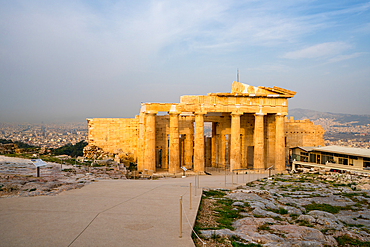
(83, 145), (109, 159)
(198, 172), (370, 246)
(83, 145), (135, 166)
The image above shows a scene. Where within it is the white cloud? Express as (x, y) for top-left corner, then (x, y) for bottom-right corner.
(327, 52), (364, 63)
(282, 42), (352, 59)
(356, 22), (370, 33)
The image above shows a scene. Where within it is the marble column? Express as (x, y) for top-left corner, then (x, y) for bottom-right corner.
(193, 113), (205, 172)
(275, 113), (285, 171)
(137, 112), (145, 172)
(206, 137), (212, 167)
(230, 112), (242, 171)
(254, 113), (265, 170)
(265, 114), (276, 168)
(211, 122), (217, 167)
(144, 112), (156, 172)
(169, 113), (180, 173)
(184, 121), (193, 169)
(220, 134), (226, 168)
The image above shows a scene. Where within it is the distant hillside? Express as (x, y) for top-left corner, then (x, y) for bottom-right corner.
(288, 108), (370, 126)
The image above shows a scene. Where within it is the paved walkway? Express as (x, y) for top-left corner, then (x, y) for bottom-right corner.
(0, 173), (268, 247)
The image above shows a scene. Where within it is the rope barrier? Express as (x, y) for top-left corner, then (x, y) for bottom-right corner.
(181, 198), (206, 246)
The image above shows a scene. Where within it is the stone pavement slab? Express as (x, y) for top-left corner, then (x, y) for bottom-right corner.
(0, 173), (266, 246)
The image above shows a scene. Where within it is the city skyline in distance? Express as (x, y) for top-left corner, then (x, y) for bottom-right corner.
(1, 1), (369, 123)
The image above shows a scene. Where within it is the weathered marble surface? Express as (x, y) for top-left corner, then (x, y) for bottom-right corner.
(200, 172), (370, 246)
(0, 156), (126, 198)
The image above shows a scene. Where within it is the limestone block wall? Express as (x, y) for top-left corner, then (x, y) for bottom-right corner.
(87, 118), (139, 159)
(86, 115), (326, 171)
(285, 117), (325, 158)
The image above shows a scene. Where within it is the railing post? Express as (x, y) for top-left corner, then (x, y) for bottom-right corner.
(231, 170), (234, 185)
(179, 196), (182, 238)
(224, 166), (227, 188)
(194, 177), (197, 197)
(190, 183), (192, 210)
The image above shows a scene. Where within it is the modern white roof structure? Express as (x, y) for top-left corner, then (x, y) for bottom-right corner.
(295, 145), (370, 159)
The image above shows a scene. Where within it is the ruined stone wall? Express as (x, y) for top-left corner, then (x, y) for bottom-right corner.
(86, 115), (325, 169)
(87, 118), (139, 159)
(285, 117), (325, 158)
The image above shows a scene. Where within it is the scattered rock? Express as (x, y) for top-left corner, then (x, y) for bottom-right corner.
(194, 172), (370, 246)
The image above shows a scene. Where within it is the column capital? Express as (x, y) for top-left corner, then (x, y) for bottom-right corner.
(194, 111), (206, 116)
(255, 113), (266, 116)
(145, 111), (157, 115)
(169, 111), (180, 116)
(276, 112), (288, 116)
(231, 112), (243, 116)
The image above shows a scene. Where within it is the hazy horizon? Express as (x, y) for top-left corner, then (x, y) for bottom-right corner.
(1, 1), (369, 123)
(1, 107), (369, 125)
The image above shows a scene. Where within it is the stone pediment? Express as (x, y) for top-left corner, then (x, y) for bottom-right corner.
(231, 81), (296, 97)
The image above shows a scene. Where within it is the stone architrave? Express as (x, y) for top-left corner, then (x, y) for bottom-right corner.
(230, 112), (242, 171)
(144, 112), (156, 172)
(169, 112), (180, 173)
(254, 113), (265, 170)
(194, 113), (205, 172)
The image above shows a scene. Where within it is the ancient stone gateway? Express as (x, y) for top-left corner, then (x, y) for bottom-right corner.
(86, 82), (324, 173)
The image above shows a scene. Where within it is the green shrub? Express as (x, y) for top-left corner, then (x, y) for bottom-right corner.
(277, 207), (288, 215)
(203, 190), (226, 198)
(214, 198), (243, 230)
(335, 235), (370, 246)
(51, 141), (87, 157)
(257, 223), (271, 231)
(304, 203), (341, 214)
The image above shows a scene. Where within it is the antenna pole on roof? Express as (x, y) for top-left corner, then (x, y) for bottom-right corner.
(237, 68), (239, 82)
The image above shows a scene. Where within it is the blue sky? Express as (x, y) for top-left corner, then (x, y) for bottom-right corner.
(0, 0), (369, 123)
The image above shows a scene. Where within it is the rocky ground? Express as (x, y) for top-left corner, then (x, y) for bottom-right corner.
(0, 155), (127, 198)
(194, 171), (370, 247)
